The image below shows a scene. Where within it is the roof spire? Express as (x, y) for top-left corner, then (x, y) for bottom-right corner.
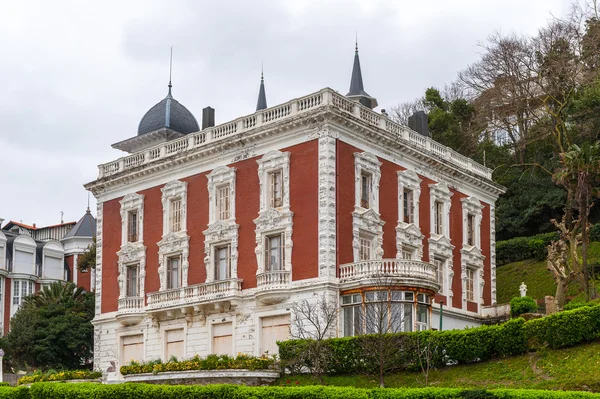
(346, 37), (378, 109)
(87, 192), (90, 213)
(168, 47), (173, 97)
(256, 63), (267, 111)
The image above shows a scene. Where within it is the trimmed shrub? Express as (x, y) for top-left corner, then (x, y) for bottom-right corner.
(510, 296), (538, 317)
(14, 383), (600, 399)
(120, 353), (275, 375)
(278, 305), (600, 374)
(496, 232), (559, 266)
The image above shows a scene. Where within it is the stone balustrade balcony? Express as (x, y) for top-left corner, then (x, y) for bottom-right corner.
(146, 278), (242, 314)
(255, 270), (291, 305)
(116, 296), (144, 326)
(339, 259), (440, 292)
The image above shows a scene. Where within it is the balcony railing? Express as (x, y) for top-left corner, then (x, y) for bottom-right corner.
(146, 279), (242, 311)
(256, 270), (290, 290)
(96, 88), (492, 181)
(339, 259), (438, 286)
(118, 296), (144, 313)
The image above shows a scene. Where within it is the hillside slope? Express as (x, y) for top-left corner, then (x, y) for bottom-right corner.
(280, 339), (600, 391)
(496, 242), (600, 304)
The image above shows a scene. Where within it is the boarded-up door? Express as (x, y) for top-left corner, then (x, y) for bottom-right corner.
(212, 322), (233, 355)
(121, 334), (144, 365)
(261, 314), (290, 356)
(165, 329), (184, 361)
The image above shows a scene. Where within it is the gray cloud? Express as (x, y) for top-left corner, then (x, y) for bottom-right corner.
(0, 0), (571, 226)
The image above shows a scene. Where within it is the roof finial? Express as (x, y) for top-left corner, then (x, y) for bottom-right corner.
(261, 61), (264, 82)
(168, 47), (173, 96)
(87, 192), (90, 213)
(355, 32), (358, 52)
(256, 64), (267, 111)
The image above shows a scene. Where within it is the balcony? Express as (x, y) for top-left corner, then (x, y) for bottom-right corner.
(116, 296), (144, 326)
(0, 259), (10, 276)
(146, 279), (242, 314)
(339, 259), (440, 292)
(255, 270), (291, 305)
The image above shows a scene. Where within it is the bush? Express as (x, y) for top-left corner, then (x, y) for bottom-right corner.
(590, 223), (600, 242)
(496, 232), (559, 266)
(510, 296), (538, 317)
(18, 370), (102, 385)
(2, 383), (595, 399)
(279, 306), (600, 374)
(120, 353), (275, 375)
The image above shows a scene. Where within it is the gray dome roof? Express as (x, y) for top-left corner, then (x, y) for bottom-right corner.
(137, 88), (199, 136)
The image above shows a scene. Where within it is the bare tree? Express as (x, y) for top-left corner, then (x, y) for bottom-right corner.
(390, 97), (427, 125)
(289, 294), (338, 384)
(357, 275), (411, 388)
(415, 333), (439, 386)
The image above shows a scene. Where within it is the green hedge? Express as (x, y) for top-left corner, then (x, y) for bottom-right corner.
(496, 232), (559, 266)
(590, 223), (600, 242)
(120, 353), (275, 375)
(2, 383), (594, 399)
(279, 305), (600, 374)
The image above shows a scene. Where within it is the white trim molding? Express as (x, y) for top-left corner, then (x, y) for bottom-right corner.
(204, 166), (239, 282)
(119, 193), (144, 245)
(353, 152), (384, 262)
(429, 182), (452, 239)
(396, 170), (424, 260)
(317, 129), (337, 279)
(118, 193), (146, 300)
(461, 196), (484, 250)
(158, 180), (190, 290)
(490, 205), (497, 304)
(254, 151), (293, 275)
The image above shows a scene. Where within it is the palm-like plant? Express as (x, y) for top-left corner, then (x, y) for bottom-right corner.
(23, 281), (86, 308)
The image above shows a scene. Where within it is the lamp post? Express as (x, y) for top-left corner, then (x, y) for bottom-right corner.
(439, 299), (444, 331)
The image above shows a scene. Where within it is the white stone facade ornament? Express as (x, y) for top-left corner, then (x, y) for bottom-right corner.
(428, 182), (455, 303)
(396, 170), (423, 259)
(317, 129), (337, 279)
(490, 205), (497, 304)
(461, 196), (484, 249)
(353, 152), (384, 262)
(158, 180), (190, 290)
(117, 193), (146, 300)
(460, 197), (485, 309)
(204, 166), (239, 282)
(254, 151), (293, 274)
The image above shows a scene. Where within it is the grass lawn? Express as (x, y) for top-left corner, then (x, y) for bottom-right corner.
(277, 339), (600, 391)
(496, 242), (600, 304)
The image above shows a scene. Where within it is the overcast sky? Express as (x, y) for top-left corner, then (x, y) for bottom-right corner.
(0, 0), (574, 227)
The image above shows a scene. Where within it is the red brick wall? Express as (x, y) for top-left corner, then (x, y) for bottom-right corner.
(380, 160), (401, 258)
(337, 141), (356, 266)
(184, 172), (210, 286)
(76, 254), (91, 292)
(450, 189), (467, 309)
(65, 255), (74, 284)
(140, 185), (163, 303)
(101, 198), (122, 313)
(418, 176), (435, 263)
(481, 203), (492, 306)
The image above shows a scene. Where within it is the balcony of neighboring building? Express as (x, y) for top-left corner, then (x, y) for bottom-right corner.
(146, 278), (243, 316)
(339, 258), (440, 293)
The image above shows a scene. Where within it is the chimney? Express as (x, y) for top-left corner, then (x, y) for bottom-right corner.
(408, 111), (430, 137)
(33, 223), (36, 229)
(202, 106), (215, 130)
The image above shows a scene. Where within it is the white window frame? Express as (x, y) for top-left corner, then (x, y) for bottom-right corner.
(118, 193), (146, 302)
(158, 180), (190, 291)
(11, 279), (34, 317)
(429, 182), (452, 239)
(214, 244), (231, 281)
(352, 152), (384, 263)
(162, 325), (187, 362)
(433, 257), (449, 297)
(264, 233), (285, 271)
(166, 255), (182, 290)
(358, 233), (373, 261)
(125, 264), (140, 298)
(461, 196), (484, 250)
(465, 267), (475, 302)
(460, 197), (485, 310)
(205, 166), (239, 283)
(255, 151), (293, 275)
(120, 193), (144, 246)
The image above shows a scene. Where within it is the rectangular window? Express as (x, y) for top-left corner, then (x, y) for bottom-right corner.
(127, 210), (138, 242)
(170, 198), (182, 233)
(214, 245), (231, 280)
(467, 214), (475, 246)
(165, 329), (184, 361)
(212, 322), (233, 356)
(268, 171), (283, 208)
(401, 247), (413, 260)
(360, 173), (372, 209)
(466, 268), (475, 301)
(126, 265), (139, 297)
(403, 189), (414, 223)
(261, 314), (291, 356)
(342, 294), (362, 337)
(216, 185), (231, 221)
(122, 334), (144, 364)
(434, 201), (444, 235)
(265, 234), (284, 271)
(359, 236), (372, 261)
(167, 256), (181, 289)
(434, 258), (444, 294)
